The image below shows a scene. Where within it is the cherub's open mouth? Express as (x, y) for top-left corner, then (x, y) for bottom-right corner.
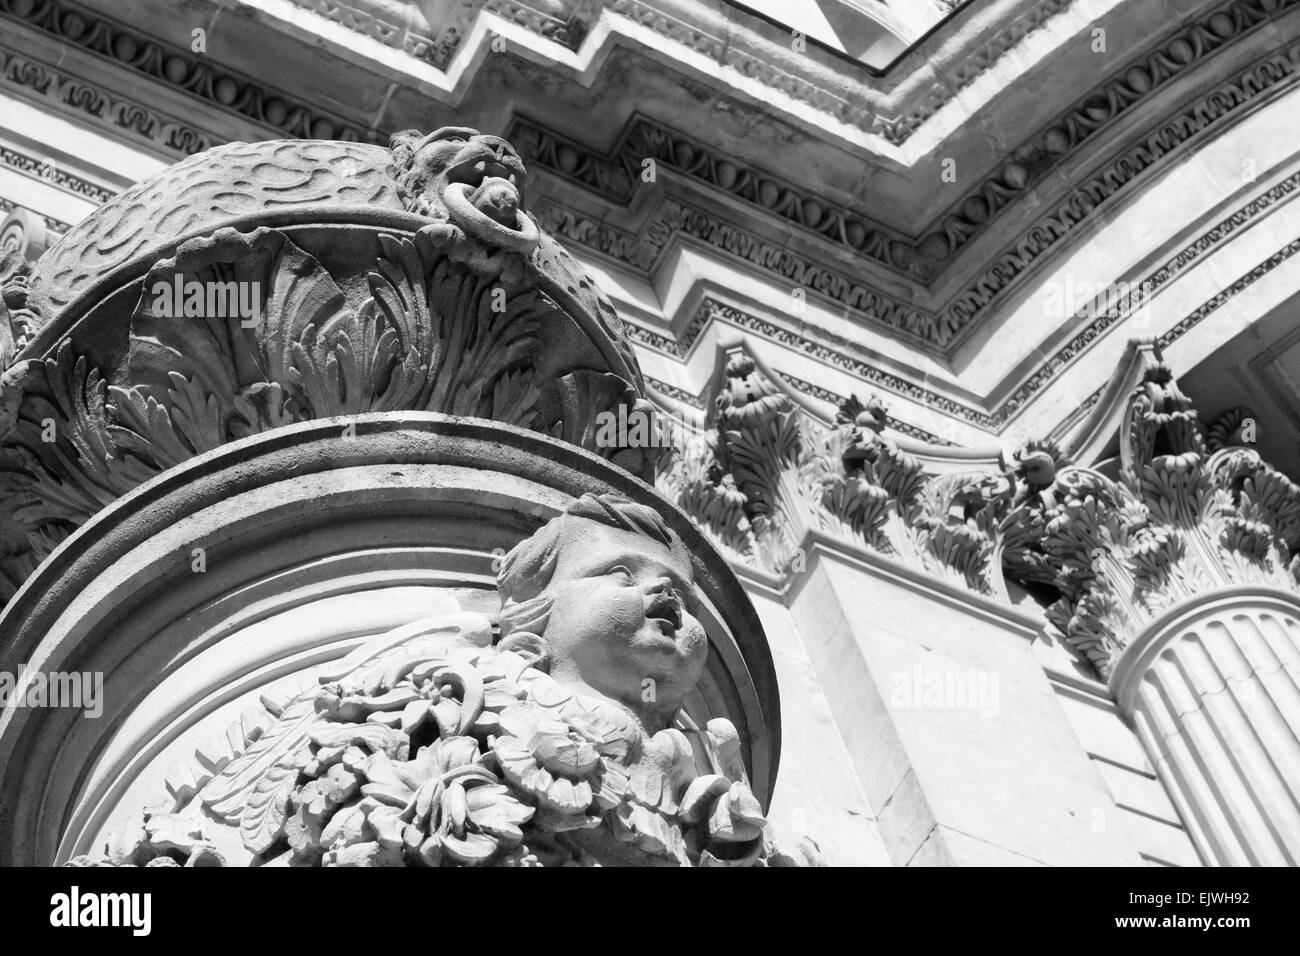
(646, 594), (683, 632)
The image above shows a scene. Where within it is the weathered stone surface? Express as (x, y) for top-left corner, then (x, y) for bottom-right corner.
(0, 414), (787, 866)
(0, 128), (656, 602)
(117, 492), (791, 867)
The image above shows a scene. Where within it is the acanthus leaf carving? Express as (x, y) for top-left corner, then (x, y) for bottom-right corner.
(0, 214), (618, 601)
(0, 342), (158, 560)
(658, 353), (1015, 592)
(0, 127), (653, 609)
(1004, 365), (1300, 677)
(658, 430), (760, 567)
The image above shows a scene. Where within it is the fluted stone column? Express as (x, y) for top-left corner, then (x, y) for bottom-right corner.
(998, 358), (1300, 867)
(1111, 588), (1300, 866)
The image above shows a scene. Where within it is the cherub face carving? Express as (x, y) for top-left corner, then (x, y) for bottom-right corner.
(544, 522), (708, 719)
(497, 494), (709, 731)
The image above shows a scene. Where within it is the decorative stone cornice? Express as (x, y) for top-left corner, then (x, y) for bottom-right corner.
(523, 36), (1300, 351)
(0, 0), (370, 148)
(609, 165), (1300, 436)
(10, 0), (1299, 358)
(887, 0), (1073, 143)
(646, 375), (705, 410)
(996, 170), (1300, 431)
(1003, 361), (1300, 677)
(288, 0), (589, 69)
(628, 298), (997, 427)
(947, 44), (1300, 345)
(0, 43), (217, 156)
(0, 146), (115, 204)
(11, 167), (1254, 450)
(522, 12), (1298, 297)
(207, 0), (1048, 145)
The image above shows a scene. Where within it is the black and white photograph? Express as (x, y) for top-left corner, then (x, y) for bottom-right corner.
(0, 0), (1292, 930)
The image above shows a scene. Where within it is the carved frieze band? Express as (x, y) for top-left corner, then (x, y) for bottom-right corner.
(0, 146), (115, 204)
(521, 37), (1300, 351)
(0, 0), (370, 149)
(603, 166), (1300, 433)
(997, 170), (1300, 428)
(0, 44), (218, 156)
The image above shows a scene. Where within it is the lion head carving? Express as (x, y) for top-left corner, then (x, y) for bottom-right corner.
(389, 127), (527, 222)
(389, 127), (539, 280)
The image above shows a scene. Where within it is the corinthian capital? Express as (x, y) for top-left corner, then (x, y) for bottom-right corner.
(1005, 362), (1300, 677)
(659, 346), (1017, 593)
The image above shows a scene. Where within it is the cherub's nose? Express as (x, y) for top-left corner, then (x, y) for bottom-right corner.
(644, 577), (678, 601)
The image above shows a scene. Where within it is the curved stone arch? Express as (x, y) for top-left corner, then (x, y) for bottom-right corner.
(960, 76), (1300, 444)
(0, 413), (780, 866)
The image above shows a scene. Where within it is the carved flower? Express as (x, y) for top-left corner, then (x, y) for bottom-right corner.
(491, 703), (602, 821)
(422, 778), (537, 866)
(489, 691), (635, 830)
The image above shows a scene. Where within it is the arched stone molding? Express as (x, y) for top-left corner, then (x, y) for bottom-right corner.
(0, 413), (780, 866)
(968, 77), (1300, 443)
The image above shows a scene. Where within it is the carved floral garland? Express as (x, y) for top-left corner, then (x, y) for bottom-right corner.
(69, 626), (817, 867)
(660, 353), (1018, 594)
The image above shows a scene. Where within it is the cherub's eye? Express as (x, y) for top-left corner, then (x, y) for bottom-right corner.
(605, 565), (634, 584)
